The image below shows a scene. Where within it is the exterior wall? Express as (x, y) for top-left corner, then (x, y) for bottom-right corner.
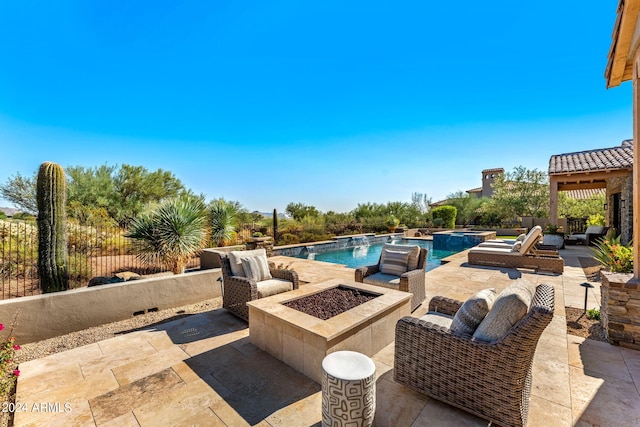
(0, 269), (222, 344)
(606, 174), (633, 245)
(601, 272), (640, 350)
(481, 169), (504, 198)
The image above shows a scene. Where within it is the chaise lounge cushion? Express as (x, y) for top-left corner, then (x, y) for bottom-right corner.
(380, 244), (421, 271)
(472, 280), (536, 342)
(380, 249), (410, 276)
(450, 288), (496, 336)
(228, 249), (270, 277)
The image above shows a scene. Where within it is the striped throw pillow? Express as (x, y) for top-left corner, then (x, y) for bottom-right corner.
(379, 249), (410, 276)
(450, 288), (496, 336)
(241, 255), (273, 282)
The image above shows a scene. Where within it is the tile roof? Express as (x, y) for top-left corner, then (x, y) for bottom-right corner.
(548, 140), (633, 174)
(566, 188), (605, 200)
(481, 168), (504, 174)
(466, 187), (482, 193)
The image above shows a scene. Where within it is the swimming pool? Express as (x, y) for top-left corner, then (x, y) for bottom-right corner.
(292, 239), (458, 272)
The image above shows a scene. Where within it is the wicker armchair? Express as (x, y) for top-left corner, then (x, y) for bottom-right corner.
(219, 252), (299, 321)
(394, 284), (554, 427)
(355, 246), (427, 311)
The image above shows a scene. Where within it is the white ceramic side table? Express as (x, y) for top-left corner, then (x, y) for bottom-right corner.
(321, 350), (376, 427)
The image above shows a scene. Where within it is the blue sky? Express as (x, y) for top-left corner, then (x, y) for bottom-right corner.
(0, 1), (632, 213)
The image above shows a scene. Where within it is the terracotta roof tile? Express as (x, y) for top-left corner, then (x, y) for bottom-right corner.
(566, 188), (605, 200)
(548, 140), (633, 174)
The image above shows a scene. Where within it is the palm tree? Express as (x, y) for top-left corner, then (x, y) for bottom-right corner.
(208, 199), (236, 246)
(127, 196), (207, 274)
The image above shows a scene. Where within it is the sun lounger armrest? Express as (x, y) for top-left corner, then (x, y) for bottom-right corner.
(428, 296), (462, 317)
(355, 264), (380, 282)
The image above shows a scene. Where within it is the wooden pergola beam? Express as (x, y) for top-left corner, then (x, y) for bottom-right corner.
(606, 0), (640, 88)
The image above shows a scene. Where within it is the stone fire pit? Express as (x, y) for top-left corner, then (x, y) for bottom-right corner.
(247, 279), (412, 383)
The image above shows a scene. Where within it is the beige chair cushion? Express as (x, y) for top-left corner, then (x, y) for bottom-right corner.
(241, 255), (272, 282)
(472, 280), (536, 342)
(450, 288), (496, 336)
(419, 312), (453, 329)
(228, 249), (268, 277)
(256, 278), (293, 298)
(363, 272), (401, 289)
(380, 249), (410, 276)
(380, 244), (420, 271)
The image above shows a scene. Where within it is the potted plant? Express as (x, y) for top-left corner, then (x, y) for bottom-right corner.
(543, 224), (565, 249)
(385, 215), (400, 233)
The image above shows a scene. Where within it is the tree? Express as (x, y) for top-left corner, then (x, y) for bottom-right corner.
(0, 172), (37, 214)
(113, 165), (185, 226)
(558, 192), (605, 219)
(286, 202), (320, 221)
(126, 196), (207, 274)
(411, 192), (432, 214)
(490, 166), (549, 219)
(445, 191), (487, 226)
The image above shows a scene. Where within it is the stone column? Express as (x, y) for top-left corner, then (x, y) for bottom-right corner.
(601, 272), (640, 350)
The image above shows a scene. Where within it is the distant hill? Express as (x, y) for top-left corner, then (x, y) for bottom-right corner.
(0, 207), (20, 217)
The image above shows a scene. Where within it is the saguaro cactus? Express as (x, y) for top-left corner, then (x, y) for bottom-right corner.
(273, 208), (279, 244)
(37, 161), (69, 293)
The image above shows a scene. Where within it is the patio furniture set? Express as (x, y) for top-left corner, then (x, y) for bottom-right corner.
(216, 235), (557, 427)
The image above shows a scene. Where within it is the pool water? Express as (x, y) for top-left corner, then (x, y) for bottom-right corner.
(293, 240), (458, 272)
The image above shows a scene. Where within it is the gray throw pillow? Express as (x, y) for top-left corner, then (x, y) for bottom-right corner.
(228, 249), (268, 277)
(450, 288), (496, 336)
(472, 280), (536, 342)
(380, 249), (410, 276)
(241, 255), (272, 282)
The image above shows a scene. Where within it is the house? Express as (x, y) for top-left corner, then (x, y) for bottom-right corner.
(548, 140), (633, 244)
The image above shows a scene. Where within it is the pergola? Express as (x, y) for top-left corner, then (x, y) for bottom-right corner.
(549, 142), (633, 243)
(606, 0), (640, 278)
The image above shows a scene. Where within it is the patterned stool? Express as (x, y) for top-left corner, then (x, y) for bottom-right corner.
(321, 351), (376, 427)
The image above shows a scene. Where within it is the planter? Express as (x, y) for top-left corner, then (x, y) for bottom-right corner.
(542, 233), (565, 249)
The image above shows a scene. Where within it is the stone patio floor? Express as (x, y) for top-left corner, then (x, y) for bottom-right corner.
(13, 246), (640, 426)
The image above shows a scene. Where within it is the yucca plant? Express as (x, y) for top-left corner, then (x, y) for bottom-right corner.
(208, 199), (236, 246)
(126, 196), (208, 274)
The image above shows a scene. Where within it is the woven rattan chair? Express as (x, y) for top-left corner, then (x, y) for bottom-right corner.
(355, 246), (427, 311)
(394, 283), (554, 427)
(219, 252), (299, 321)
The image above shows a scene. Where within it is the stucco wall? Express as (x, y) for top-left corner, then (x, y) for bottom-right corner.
(0, 269), (222, 344)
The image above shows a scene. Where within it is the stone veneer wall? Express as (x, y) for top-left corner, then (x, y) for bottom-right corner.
(606, 175), (633, 245)
(601, 272), (640, 350)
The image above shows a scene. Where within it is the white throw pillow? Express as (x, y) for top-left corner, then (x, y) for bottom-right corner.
(228, 249), (268, 277)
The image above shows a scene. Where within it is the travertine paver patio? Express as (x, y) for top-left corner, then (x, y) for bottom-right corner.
(13, 246), (640, 426)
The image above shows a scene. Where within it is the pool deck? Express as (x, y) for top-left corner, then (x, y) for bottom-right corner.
(13, 246), (640, 426)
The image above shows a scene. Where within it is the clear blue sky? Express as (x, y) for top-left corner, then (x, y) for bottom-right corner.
(0, 1), (632, 213)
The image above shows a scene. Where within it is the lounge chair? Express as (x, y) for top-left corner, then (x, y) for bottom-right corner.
(219, 249), (299, 321)
(355, 244), (427, 311)
(394, 281), (554, 427)
(565, 225), (608, 246)
(467, 227), (564, 273)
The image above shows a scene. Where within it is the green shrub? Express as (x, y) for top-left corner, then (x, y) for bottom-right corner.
(592, 231), (633, 273)
(431, 206), (457, 229)
(587, 308), (601, 321)
(587, 213), (605, 227)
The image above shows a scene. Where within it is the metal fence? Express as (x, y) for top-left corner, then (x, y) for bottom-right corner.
(0, 220), (200, 300)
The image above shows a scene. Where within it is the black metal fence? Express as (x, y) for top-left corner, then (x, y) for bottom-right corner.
(0, 220), (200, 300)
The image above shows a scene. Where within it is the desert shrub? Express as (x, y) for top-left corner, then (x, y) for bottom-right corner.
(67, 254), (93, 287)
(0, 220), (38, 280)
(279, 233), (300, 245)
(431, 206), (457, 229)
(0, 314), (21, 399)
